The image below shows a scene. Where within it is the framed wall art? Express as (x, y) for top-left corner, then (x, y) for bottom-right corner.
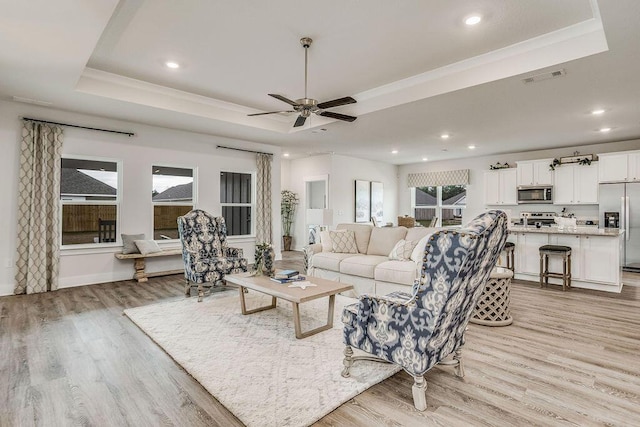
(370, 181), (383, 223)
(354, 180), (371, 223)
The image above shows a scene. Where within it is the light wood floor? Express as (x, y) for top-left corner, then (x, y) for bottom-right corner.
(1, 252), (639, 426)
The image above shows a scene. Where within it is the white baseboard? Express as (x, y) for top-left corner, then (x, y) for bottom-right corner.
(58, 271), (132, 289)
(0, 283), (13, 297)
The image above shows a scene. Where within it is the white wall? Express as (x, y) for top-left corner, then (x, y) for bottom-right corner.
(398, 139), (640, 224)
(0, 100), (281, 296)
(283, 154), (398, 250)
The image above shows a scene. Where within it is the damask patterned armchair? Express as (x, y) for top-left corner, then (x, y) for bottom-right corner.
(177, 209), (248, 302)
(341, 210), (508, 411)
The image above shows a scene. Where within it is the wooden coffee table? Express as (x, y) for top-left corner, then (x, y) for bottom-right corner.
(225, 272), (353, 339)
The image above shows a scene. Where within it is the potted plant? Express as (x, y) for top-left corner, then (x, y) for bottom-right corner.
(281, 190), (299, 251)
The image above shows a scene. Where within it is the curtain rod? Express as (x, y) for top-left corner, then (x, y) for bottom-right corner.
(22, 117), (135, 137)
(216, 145), (273, 156)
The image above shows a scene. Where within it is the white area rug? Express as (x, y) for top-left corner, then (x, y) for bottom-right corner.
(124, 291), (401, 427)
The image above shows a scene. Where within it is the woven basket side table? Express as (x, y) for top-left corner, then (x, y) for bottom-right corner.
(470, 267), (513, 326)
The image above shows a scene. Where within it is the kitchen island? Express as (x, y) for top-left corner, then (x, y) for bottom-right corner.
(507, 225), (624, 292)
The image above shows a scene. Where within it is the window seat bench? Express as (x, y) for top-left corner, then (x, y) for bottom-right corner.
(114, 249), (183, 283)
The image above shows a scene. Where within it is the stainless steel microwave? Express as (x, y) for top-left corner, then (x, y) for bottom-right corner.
(517, 186), (553, 204)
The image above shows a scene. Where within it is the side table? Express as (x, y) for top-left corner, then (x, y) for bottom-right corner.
(470, 267), (513, 326)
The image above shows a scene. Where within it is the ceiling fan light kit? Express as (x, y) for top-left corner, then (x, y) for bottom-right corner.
(248, 37), (357, 127)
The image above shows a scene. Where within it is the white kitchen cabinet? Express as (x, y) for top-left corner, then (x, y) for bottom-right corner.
(516, 159), (554, 186)
(598, 151), (640, 183)
(514, 232), (549, 275)
(548, 234), (583, 280)
(553, 163), (598, 204)
(484, 169), (517, 205)
(582, 235), (620, 284)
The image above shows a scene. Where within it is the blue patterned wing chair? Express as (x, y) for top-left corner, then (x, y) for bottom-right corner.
(341, 210), (508, 411)
(177, 209), (248, 302)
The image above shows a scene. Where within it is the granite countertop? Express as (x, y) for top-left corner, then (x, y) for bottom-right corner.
(510, 225), (624, 236)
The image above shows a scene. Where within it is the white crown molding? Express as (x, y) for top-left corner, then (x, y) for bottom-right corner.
(76, 10), (607, 135)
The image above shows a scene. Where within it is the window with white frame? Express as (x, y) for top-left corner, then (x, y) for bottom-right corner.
(220, 171), (254, 236)
(412, 185), (466, 227)
(152, 166), (195, 240)
(60, 157), (119, 246)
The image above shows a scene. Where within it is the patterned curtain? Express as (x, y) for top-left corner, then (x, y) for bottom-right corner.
(15, 121), (63, 294)
(255, 153), (272, 244)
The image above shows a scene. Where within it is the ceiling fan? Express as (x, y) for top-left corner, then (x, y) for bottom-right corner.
(248, 37), (357, 128)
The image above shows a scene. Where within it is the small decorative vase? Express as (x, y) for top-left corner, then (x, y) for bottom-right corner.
(283, 235), (292, 251)
(262, 247), (275, 277)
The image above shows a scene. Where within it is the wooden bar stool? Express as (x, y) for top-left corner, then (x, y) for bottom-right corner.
(502, 241), (515, 272)
(539, 245), (572, 291)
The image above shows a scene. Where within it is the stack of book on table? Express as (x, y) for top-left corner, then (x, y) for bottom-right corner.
(270, 270), (305, 284)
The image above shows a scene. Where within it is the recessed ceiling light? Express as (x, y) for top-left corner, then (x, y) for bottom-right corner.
(283, 153), (290, 157)
(422, 157), (428, 161)
(599, 127), (611, 133)
(468, 145), (476, 149)
(591, 109), (606, 115)
(441, 133), (450, 139)
(465, 15), (482, 26)
(391, 150), (398, 154)
(165, 61), (180, 69)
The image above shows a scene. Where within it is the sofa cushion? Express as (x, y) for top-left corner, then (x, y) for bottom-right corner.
(330, 230), (358, 253)
(375, 260), (419, 286)
(340, 255), (389, 278)
(312, 252), (358, 272)
(367, 227), (407, 256)
(405, 227), (439, 242)
(388, 239), (418, 261)
(337, 223), (373, 254)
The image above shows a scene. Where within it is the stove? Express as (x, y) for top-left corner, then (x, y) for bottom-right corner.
(520, 211), (556, 226)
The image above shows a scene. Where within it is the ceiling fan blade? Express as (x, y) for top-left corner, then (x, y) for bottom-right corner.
(293, 115), (307, 127)
(317, 96), (357, 110)
(269, 94), (300, 107)
(247, 110), (295, 116)
(317, 111), (357, 122)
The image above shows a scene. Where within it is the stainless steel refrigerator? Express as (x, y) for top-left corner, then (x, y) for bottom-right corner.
(599, 183), (640, 271)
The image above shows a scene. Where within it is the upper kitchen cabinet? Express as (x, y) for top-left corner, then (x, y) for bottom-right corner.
(598, 150), (640, 183)
(484, 168), (517, 205)
(554, 163), (598, 204)
(516, 159), (554, 186)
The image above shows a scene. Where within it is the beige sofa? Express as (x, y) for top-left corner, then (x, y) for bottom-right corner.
(304, 223), (439, 296)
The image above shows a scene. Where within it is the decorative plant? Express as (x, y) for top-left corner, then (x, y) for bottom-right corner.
(489, 162), (510, 170)
(578, 157), (592, 165)
(252, 242), (274, 276)
(281, 190), (299, 237)
(549, 158), (561, 170)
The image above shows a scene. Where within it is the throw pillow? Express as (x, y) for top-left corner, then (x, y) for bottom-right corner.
(134, 239), (163, 256)
(388, 239), (417, 261)
(122, 233), (145, 254)
(410, 232), (436, 263)
(329, 230), (358, 254)
(320, 229), (345, 252)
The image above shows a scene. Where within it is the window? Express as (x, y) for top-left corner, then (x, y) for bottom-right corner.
(60, 157), (119, 246)
(220, 171), (254, 236)
(413, 185), (466, 227)
(152, 166), (195, 240)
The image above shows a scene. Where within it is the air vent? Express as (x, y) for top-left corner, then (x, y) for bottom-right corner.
(522, 69), (567, 84)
